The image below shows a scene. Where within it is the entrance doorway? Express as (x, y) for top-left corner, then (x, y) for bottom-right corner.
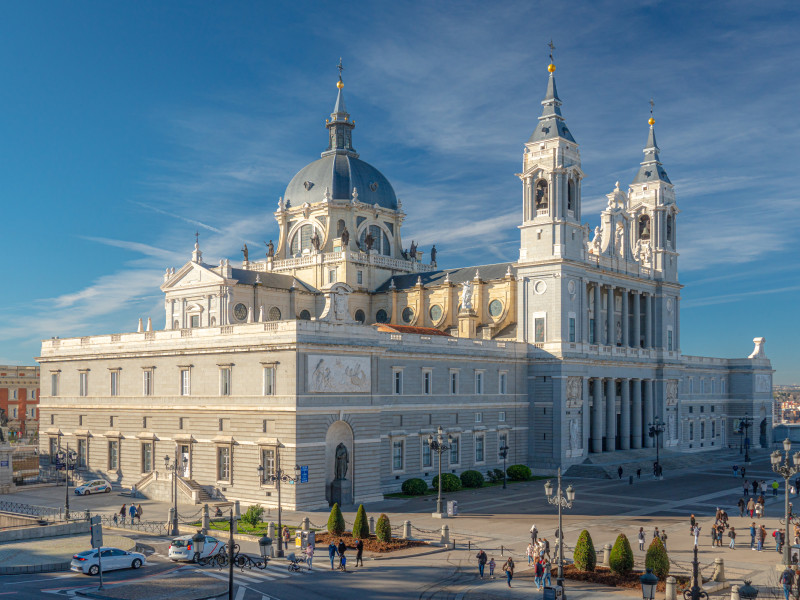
(180, 444), (191, 477)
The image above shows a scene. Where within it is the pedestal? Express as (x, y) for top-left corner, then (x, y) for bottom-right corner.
(330, 479), (352, 507)
(458, 309), (478, 339)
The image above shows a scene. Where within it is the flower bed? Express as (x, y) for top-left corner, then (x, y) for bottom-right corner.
(313, 531), (426, 553)
(560, 565), (691, 591)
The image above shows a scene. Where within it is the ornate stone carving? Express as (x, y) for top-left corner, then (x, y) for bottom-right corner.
(590, 226), (602, 254)
(666, 380), (678, 406)
(748, 337), (767, 359)
(460, 281), (474, 311)
(566, 377), (582, 408)
(308, 355), (370, 393)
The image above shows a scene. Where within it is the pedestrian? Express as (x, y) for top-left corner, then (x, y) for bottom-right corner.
(747, 498), (755, 518)
(543, 538), (551, 561)
(476, 549), (487, 579)
(690, 514), (696, 529)
(534, 558), (544, 590)
(129, 504), (136, 523)
(120, 504), (126, 525)
(355, 538), (364, 567)
(728, 526), (736, 549)
(636, 468), (641, 479)
(761, 480), (767, 496)
(741, 466), (746, 479)
(283, 526), (290, 551)
(657, 464), (663, 478)
(618, 466), (623, 480)
(750, 522), (756, 550)
(543, 557), (552, 587)
(660, 529), (668, 551)
(737, 498), (745, 518)
(773, 480), (780, 497)
(113, 513), (118, 526)
(733, 464), (738, 477)
(526, 543), (534, 565)
(305, 543), (314, 570)
(693, 525), (701, 546)
(503, 557), (514, 588)
(530, 524), (538, 545)
(758, 525), (766, 552)
(775, 529), (781, 553)
(340, 553), (347, 572)
(638, 527), (645, 551)
(488, 556), (496, 578)
(755, 502), (764, 519)
(752, 479), (758, 495)
(328, 541), (337, 570)
(653, 526), (659, 540)
(781, 567), (795, 600)
(337, 539), (346, 570)
(136, 504), (143, 523)
(743, 480), (749, 497)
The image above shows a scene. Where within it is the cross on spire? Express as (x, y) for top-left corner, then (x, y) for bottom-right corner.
(337, 57), (344, 79)
(650, 98), (655, 117)
(195, 231), (199, 245)
(548, 40), (555, 63)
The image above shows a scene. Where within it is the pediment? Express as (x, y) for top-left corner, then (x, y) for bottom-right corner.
(161, 262), (226, 291)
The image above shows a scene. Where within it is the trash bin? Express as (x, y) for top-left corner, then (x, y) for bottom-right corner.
(295, 530), (302, 548)
(447, 500), (458, 517)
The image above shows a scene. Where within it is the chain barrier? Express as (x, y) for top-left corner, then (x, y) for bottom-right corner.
(411, 525), (441, 535)
(177, 507), (204, 522)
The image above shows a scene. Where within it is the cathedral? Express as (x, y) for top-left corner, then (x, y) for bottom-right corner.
(38, 59), (774, 509)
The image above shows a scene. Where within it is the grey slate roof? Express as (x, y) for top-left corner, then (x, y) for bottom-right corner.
(229, 267), (319, 293)
(528, 72), (576, 144)
(632, 125), (671, 184)
(374, 262), (515, 293)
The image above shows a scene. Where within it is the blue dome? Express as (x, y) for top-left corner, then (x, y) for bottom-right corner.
(284, 153), (398, 210)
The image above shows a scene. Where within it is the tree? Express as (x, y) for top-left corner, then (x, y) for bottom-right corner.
(609, 533), (634, 575)
(240, 504), (264, 529)
(352, 504), (369, 539)
(376, 513), (392, 542)
(645, 537), (670, 579)
(327, 502), (345, 535)
(573, 529), (597, 572)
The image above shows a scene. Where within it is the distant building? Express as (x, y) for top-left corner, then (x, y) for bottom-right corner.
(0, 365), (40, 439)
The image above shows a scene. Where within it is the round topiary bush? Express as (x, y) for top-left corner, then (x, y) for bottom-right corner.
(645, 537), (669, 579)
(401, 478), (428, 495)
(609, 533), (634, 575)
(432, 472), (462, 492)
(327, 502), (345, 535)
(506, 464), (532, 481)
(352, 504), (369, 539)
(376, 513), (392, 542)
(460, 470), (485, 488)
(573, 529), (597, 572)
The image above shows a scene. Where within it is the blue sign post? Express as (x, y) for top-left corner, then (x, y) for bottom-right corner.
(300, 466), (309, 483)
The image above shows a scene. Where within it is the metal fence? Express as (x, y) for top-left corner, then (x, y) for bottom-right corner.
(98, 513), (169, 536)
(0, 500), (64, 521)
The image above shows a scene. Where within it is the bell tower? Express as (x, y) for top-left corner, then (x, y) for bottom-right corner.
(518, 47), (585, 264)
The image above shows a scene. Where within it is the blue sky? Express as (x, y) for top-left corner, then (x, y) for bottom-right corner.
(0, 1), (798, 383)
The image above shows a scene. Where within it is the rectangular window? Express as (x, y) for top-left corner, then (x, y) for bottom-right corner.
(700, 406), (704, 413)
(712, 420), (716, 438)
(421, 439), (432, 468)
(475, 434), (485, 463)
(180, 369), (191, 396)
(50, 414), (54, 425)
(721, 380), (726, 394)
(110, 371), (119, 397)
(143, 370), (153, 396)
(499, 431), (509, 452)
(475, 371), (484, 394)
(711, 379), (715, 394)
(261, 448), (276, 481)
(701, 421), (706, 439)
(499, 372), (508, 395)
(51, 373), (59, 396)
(393, 370), (403, 395)
(141, 442), (153, 473)
(79, 372), (88, 397)
(689, 422), (694, 440)
(49, 437), (58, 463)
(142, 416), (147, 428)
(450, 371), (458, 395)
(328, 269), (336, 283)
(690, 378), (694, 394)
(569, 317), (576, 343)
(422, 369), (432, 395)
(499, 411), (506, 422)
(450, 436), (460, 465)
(190, 315), (200, 328)
(392, 439), (404, 471)
(217, 446), (231, 481)
(534, 317), (545, 343)
(11, 407), (17, 419)
(109, 415), (114, 427)
(263, 366), (275, 395)
(589, 319), (595, 344)
(220, 368), (231, 396)
(475, 412), (482, 423)
(689, 406), (693, 413)
(357, 271), (363, 285)
(179, 417), (184, 430)
(108, 441), (118, 470)
(79, 415), (83, 426)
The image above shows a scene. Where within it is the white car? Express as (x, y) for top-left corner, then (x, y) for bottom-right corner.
(74, 479), (113, 495)
(71, 547), (146, 575)
(168, 534), (224, 561)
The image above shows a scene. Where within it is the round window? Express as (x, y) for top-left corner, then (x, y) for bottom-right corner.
(429, 304), (443, 323)
(354, 309), (365, 324)
(268, 307), (281, 321)
(375, 309), (389, 323)
(488, 299), (503, 317)
(299, 309), (311, 320)
(234, 303), (247, 322)
(402, 307), (414, 323)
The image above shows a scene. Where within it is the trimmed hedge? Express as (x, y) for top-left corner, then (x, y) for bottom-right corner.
(352, 504), (369, 539)
(609, 533), (634, 575)
(574, 529), (597, 572)
(376, 513), (392, 542)
(432, 472), (462, 492)
(460, 470), (485, 488)
(327, 502), (345, 535)
(486, 468), (505, 484)
(401, 478), (428, 495)
(645, 537), (669, 579)
(507, 464), (532, 481)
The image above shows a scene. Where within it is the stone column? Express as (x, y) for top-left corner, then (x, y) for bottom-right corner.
(644, 292), (652, 348)
(581, 279), (589, 343)
(621, 288), (629, 347)
(606, 286), (615, 347)
(631, 379), (643, 449)
(593, 283), (602, 345)
(591, 378), (603, 453)
(632, 291), (641, 348)
(604, 378), (616, 452)
(644, 379), (654, 448)
(620, 378), (631, 450)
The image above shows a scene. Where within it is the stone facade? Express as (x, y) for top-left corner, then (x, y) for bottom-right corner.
(0, 365), (39, 440)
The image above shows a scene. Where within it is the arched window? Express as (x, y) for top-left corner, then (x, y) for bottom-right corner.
(375, 309), (389, 323)
(337, 220), (346, 237)
(299, 309), (311, 320)
(359, 224), (391, 256)
(354, 309), (365, 324)
(666, 215), (673, 246)
(638, 215), (651, 240)
(290, 224), (316, 256)
(534, 179), (549, 212)
(567, 179), (575, 213)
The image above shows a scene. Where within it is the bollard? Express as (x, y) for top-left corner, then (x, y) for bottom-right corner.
(440, 524), (450, 545)
(402, 520), (411, 539)
(468, 540), (471, 551)
(729, 585), (739, 600)
(302, 517), (310, 532)
(665, 576), (676, 600)
(712, 557), (725, 582)
(602, 543), (612, 567)
(369, 516), (375, 535)
(501, 545), (504, 556)
(267, 521), (275, 540)
(233, 500), (241, 533)
(201, 504), (210, 534)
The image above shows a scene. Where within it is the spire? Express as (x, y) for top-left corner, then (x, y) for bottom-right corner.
(528, 41), (575, 144)
(323, 58), (357, 157)
(192, 231), (203, 263)
(632, 100), (671, 184)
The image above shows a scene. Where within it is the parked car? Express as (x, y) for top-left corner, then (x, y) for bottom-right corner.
(71, 547), (146, 575)
(168, 534), (224, 561)
(74, 479), (112, 495)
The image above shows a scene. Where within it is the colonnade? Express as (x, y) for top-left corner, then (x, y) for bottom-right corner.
(589, 377), (656, 453)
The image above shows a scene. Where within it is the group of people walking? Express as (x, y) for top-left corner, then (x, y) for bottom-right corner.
(475, 549), (515, 587)
(638, 526), (667, 551)
(326, 539), (364, 572)
(116, 503), (143, 524)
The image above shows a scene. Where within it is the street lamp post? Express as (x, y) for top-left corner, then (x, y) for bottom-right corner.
(428, 426), (453, 517)
(739, 414), (754, 464)
(257, 446), (298, 558)
(770, 438), (800, 570)
(544, 468), (575, 597)
(648, 417), (665, 478)
(58, 442), (77, 520)
(499, 441), (509, 490)
(685, 545), (709, 599)
(164, 450), (188, 537)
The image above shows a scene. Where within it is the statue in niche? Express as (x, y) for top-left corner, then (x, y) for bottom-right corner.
(241, 244), (249, 262)
(615, 223), (624, 255)
(460, 281), (474, 311)
(265, 240), (275, 258)
(311, 231), (321, 251)
(640, 242), (652, 266)
(430, 245), (437, 264)
(633, 239), (642, 261)
(334, 443), (348, 480)
(364, 232), (375, 251)
(590, 227), (602, 255)
(340, 227), (350, 247)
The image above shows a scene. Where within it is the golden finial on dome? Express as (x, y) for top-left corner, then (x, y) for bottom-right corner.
(337, 79), (344, 89)
(548, 63), (556, 73)
(337, 57), (344, 89)
(547, 40), (556, 73)
(649, 98), (655, 125)
(648, 117), (655, 126)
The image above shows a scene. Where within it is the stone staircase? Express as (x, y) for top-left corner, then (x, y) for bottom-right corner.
(181, 478), (216, 503)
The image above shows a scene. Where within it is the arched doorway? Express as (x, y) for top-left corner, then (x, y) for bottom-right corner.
(760, 418), (767, 448)
(325, 420), (354, 506)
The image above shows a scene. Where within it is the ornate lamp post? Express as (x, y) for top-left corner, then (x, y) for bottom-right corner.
(648, 417), (666, 478)
(164, 451), (188, 536)
(739, 414), (754, 464)
(257, 447), (298, 558)
(640, 568), (658, 600)
(770, 439), (800, 570)
(544, 467), (575, 596)
(57, 443), (77, 520)
(499, 440), (509, 490)
(428, 426), (453, 517)
(685, 545), (709, 599)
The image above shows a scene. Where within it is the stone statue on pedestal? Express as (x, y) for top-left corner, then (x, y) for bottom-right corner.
(330, 442), (352, 507)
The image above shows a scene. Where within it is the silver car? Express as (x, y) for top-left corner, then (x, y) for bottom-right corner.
(168, 534), (224, 561)
(71, 547), (146, 575)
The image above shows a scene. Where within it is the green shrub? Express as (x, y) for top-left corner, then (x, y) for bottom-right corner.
(609, 533), (634, 575)
(645, 537), (669, 579)
(327, 503), (345, 535)
(240, 504), (264, 529)
(432, 472), (462, 492)
(573, 529), (596, 572)
(376, 513), (391, 542)
(460, 470), (485, 488)
(352, 504), (369, 539)
(401, 478), (428, 495)
(486, 468), (505, 484)
(506, 464), (532, 481)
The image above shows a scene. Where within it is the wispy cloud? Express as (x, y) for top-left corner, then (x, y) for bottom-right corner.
(682, 284), (800, 309)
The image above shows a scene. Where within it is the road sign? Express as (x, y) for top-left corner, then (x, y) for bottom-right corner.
(90, 516), (103, 548)
(300, 465), (309, 483)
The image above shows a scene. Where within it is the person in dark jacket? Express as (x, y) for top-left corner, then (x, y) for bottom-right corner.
(476, 549), (487, 579)
(328, 542), (337, 570)
(355, 539), (364, 567)
(337, 540), (347, 570)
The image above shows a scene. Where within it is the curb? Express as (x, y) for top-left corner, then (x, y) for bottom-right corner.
(370, 544), (450, 561)
(0, 561), (70, 574)
(76, 589), (226, 600)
